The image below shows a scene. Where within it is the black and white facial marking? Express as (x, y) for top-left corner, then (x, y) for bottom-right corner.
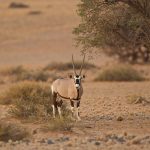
(74, 75), (81, 89)
(73, 75), (85, 89)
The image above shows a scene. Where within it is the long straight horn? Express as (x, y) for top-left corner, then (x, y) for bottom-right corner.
(72, 54), (77, 75)
(79, 54), (85, 75)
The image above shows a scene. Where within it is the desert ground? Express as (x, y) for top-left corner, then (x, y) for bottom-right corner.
(0, 0), (150, 150)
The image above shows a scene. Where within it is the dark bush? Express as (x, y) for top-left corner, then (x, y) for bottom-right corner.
(0, 122), (29, 142)
(9, 2), (29, 9)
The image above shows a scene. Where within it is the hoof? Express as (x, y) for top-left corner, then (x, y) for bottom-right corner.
(77, 117), (81, 121)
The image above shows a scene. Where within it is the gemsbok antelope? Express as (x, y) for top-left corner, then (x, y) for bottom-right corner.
(51, 54), (85, 120)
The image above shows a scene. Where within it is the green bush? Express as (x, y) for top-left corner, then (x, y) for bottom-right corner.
(95, 65), (144, 81)
(74, 0), (150, 63)
(0, 121), (29, 142)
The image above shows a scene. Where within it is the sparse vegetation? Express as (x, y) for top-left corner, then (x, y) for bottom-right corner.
(0, 66), (27, 76)
(28, 11), (42, 15)
(16, 70), (50, 82)
(0, 121), (29, 142)
(0, 66), (50, 82)
(48, 117), (74, 132)
(126, 95), (149, 104)
(9, 2), (29, 9)
(43, 62), (97, 71)
(0, 81), (70, 121)
(95, 65), (144, 81)
(0, 82), (52, 120)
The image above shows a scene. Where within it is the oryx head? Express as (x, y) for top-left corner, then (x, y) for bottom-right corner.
(70, 54), (85, 89)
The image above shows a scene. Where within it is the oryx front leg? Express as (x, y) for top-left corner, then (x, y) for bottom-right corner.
(75, 101), (81, 121)
(57, 98), (63, 119)
(70, 100), (75, 117)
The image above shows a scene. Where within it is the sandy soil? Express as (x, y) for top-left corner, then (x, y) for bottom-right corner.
(0, 81), (150, 150)
(0, 0), (150, 150)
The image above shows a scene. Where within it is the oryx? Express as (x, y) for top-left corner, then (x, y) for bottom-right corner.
(51, 54), (85, 120)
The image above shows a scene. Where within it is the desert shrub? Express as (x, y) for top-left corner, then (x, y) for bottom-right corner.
(0, 66), (50, 82)
(126, 95), (149, 104)
(0, 81), (70, 120)
(95, 65), (144, 81)
(0, 82), (52, 120)
(32, 71), (49, 82)
(0, 121), (29, 142)
(43, 62), (97, 71)
(16, 70), (50, 82)
(9, 2), (29, 9)
(48, 117), (74, 132)
(28, 11), (42, 15)
(0, 66), (27, 76)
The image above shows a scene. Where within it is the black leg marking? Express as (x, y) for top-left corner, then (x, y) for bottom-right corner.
(70, 100), (74, 107)
(77, 101), (80, 108)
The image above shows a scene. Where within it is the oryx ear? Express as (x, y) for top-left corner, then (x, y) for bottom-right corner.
(69, 74), (73, 78)
(82, 75), (85, 78)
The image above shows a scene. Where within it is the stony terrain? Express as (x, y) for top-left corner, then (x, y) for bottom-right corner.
(0, 82), (150, 150)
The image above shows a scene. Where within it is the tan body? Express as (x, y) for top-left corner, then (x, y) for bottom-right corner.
(51, 78), (83, 120)
(51, 78), (83, 100)
(51, 54), (85, 120)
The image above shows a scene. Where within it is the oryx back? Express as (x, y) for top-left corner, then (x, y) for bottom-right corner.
(51, 78), (83, 100)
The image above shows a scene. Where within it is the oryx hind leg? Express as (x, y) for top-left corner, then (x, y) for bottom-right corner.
(57, 96), (63, 118)
(51, 92), (57, 118)
(70, 100), (74, 117)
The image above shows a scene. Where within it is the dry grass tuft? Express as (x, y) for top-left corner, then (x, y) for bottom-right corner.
(9, 2), (29, 9)
(43, 62), (97, 71)
(0, 66), (27, 76)
(126, 95), (149, 104)
(0, 81), (70, 121)
(16, 70), (50, 82)
(95, 65), (144, 81)
(0, 81), (52, 120)
(48, 117), (74, 132)
(28, 11), (42, 15)
(0, 66), (51, 82)
(0, 121), (29, 142)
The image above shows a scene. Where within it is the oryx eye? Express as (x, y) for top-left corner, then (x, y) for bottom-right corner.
(82, 75), (85, 78)
(69, 75), (72, 78)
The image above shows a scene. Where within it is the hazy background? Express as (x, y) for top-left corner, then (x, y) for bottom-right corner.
(0, 0), (109, 67)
